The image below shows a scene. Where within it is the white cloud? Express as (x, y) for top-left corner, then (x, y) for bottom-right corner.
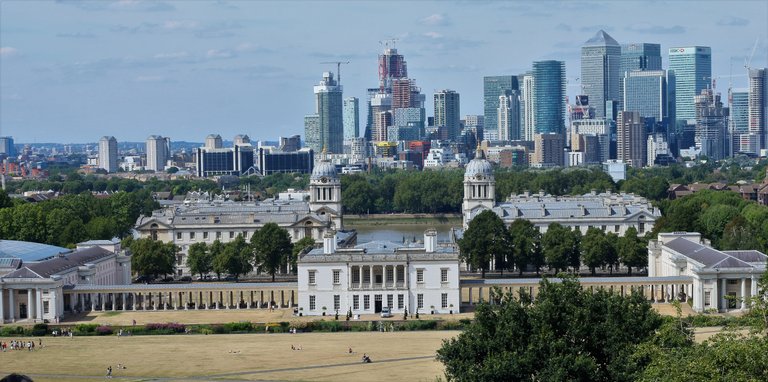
(0, 47), (19, 57)
(420, 13), (449, 26)
(424, 31), (443, 39)
(206, 49), (234, 59)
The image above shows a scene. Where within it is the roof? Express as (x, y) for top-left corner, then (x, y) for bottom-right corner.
(2, 246), (115, 279)
(584, 30), (619, 46)
(665, 238), (766, 269)
(482, 192), (658, 222)
(0, 240), (70, 262)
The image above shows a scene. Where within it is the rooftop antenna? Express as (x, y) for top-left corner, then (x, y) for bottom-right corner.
(319, 61), (350, 85)
(378, 38), (399, 50)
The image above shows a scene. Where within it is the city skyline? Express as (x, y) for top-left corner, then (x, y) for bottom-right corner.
(1, 0), (767, 143)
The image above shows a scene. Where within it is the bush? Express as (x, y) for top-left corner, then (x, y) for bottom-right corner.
(31, 323), (48, 336)
(75, 324), (98, 334)
(95, 326), (113, 336)
(0, 326), (26, 336)
(399, 320), (438, 331)
(317, 321), (342, 332)
(145, 322), (186, 334)
(223, 322), (253, 333)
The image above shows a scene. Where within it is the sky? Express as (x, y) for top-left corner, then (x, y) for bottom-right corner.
(1, 0), (767, 144)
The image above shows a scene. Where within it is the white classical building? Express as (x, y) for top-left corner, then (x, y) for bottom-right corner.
(135, 158), (344, 276)
(461, 149), (660, 235)
(297, 230), (460, 316)
(648, 232), (767, 313)
(0, 240), (131, 323)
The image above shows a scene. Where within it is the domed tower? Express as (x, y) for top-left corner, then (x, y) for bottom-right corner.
(462, 147), (495, 228)
(309, 156), (342, 229)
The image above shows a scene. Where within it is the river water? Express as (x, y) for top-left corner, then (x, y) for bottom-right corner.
(349, 223), (458, 244)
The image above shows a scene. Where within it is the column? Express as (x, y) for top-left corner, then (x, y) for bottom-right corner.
(751, 276), (759, 307)
(27, 289), (34, 321)
(741, 278), (747, 310)
(50, 290), (58, 319)
(133, 293), (138, 311)
(721, 278), (727, 311)
(100, 293), (106, 311)
(369, 266), (373, 289)
(36, 289), (43, 321)
(280, 290), (285, 307)
(393, 265), (398, 288)
(0, 289), (5, 323)
(8, 289), (15, 322)
(711, 278), (719, 311)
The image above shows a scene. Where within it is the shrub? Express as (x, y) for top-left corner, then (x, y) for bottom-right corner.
(223, 322), (253, 333)
(399, 320), (438, 331)
(317, 321), (342, 332)
(145, 322), (186, 334)
(75, 324), (98, 334)
(0, 326), (26, 336)
(95, 326), (113, 336)
(31, 323), (48, 336)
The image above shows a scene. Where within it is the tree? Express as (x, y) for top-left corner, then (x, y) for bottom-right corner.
(508, 219), (542, 275)
(437, 277), (661, 381)
(581, 227), (609, 275)
(618, 227), (646, 275)
(209, 240), (225, 280)
(291, 236), (316, 274)
(458, 210), (511, 278)
(218, 235), (254, 281)
(541, 223), (579, 273)
(604, 232), (620, 274)
(187, 242), (212, 279)
(129, 238), (177, 279)
(251, 223), (293, 282)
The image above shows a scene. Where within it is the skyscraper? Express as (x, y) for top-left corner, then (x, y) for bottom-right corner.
(581, 30), (621, 118)
(0, 136), (15, 157)
(313, 71), (344, 154)
(748, 68), (768, 153)
(205, 134), (223, 149)
(304, 115), (321, 152)
(434, 90), (461, 140)
(620, 43), (662, 112)
(498, 92), (521, 141)
(533, 60), (566, 134)
(146, 135), (170, 172)
(668, 46), (712, 122)
(484, 76), (519, 139)
(98, 136), (118, 173)
(694, 88), (727, 160)
(521, 73), (535, 140)
(623, 70), (667, 122)
(730, 90), (749, 154)
(343, 97), (359, 140)
(617, 111), (647, 168)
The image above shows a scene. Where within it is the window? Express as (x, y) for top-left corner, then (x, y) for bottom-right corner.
(387, 294), (393, 308)
(614, 225), (620, 232)
(352, 268), (360, 284)
(189, 232), (195, 240)
(176, 232), (182, 240)
(362, 268), (370, 283)
(704, 291), (711, 307)
(441, 268), (448, 283)
(386, 267), (393, 283)
(229, 231), (235, 239)
(398, 294), (404, 309)
(441, 293), (448, 309)
(417, 269), (424, 283)
(353, 295), (359, 310)
(308, 270), (316, 285)
(242, 231), (248, 238)
(216, 231), (222, 239)
(43, 301), (50, 314)
(601, 225), (606, 231)
(638, 222), (645, 233)
(333, 270), (341, 285)
(309, 295), (316, 310)
(203, 232), (209, 240)
(364, 295), (370, 310)
(728, 279), (738, 285)
(333, 295), (340, 311)
(417, 294), (424, 309)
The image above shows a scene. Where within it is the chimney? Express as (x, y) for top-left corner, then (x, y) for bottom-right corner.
(323, 231), (337, 254)
(424, 229), (437, 253)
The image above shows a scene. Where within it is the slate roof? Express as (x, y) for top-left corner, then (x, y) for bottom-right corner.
(2, 246), (114, 279)
(665, 238), (765, 269)
(480, 192), (658, 222)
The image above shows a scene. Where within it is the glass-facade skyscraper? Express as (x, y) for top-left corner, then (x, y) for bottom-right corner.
(434, 90), (461, 140)
(483, 76), (519, 138)
(312, 71), (343, 154)
(668, 46), (711, 122)
(620, 43), (662, 111)
(343, 97), (359, 140)
(533, 60), (566, 134)
(623, 70), (667, 122)
(581, 30), (621, 119)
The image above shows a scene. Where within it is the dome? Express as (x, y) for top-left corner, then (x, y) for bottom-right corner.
(311, 161), (338, 181)
(464, 158), (493, 178)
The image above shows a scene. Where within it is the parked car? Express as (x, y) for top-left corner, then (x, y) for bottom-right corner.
(380, 307), (393, 318)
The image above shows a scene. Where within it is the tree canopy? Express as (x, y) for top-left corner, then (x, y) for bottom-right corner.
(458, 210), (511, 278)
(251, 223), (293, 282)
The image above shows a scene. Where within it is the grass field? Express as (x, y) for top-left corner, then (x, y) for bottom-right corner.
(0, 331), (458, 382)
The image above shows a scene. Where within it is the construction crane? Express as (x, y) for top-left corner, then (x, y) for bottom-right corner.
(379, 38), (399, 50)
(745, 38), (759, 71)
(320, 61), (350, 85)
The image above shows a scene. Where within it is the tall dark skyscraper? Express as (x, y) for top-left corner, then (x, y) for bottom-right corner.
(620, 43), (662, 111)
(533, 60), (566, 134)
(581, 30), (621, 119)
(483, 76), (519, 138)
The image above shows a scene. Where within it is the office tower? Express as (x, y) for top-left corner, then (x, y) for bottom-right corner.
(0, 137), (15, 157)
(617, 111), (647, 168)
(304, 115), (321, 152)
(205, 134), (223, 149)
(146, 135), (170, 172)
(343, 97), (360, 140)
(98, 136), (118, 173)
(484, 76), (519, 138)
(195, 138), (254, 177)
(730, 91), (749, 153)
(434, 90), (461, 140)
(279, 135), (302, 152)
(620, 43), (662, 110)
(313, 71), (344, 154)
(533, 133), (565, 167)
(581, 30), (621, 118)
(521, 73), (535, 140)
(668, 46), (712, 122)
(532, 60), (566, 134)
(694, 89), (726, 160)
(623, 70), (667, 122)
(258, 147), (314, 176)
(498, 92), (521, 141)
(748, 68), (768, 153)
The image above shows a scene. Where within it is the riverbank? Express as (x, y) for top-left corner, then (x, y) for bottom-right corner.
(344, 213), (462, 226)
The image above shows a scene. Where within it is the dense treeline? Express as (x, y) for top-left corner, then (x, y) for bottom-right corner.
(437, 274), (768, 381)
(0, 190), (158, 248)
(459, 211), (646, 277)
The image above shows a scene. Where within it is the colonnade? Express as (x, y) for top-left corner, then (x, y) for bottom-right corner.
(350, 265), (406, 289)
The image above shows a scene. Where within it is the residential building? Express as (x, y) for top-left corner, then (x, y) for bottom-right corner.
(694, 89), (727, 161)
(98, 136), (118, 173)
(0, 136), (15, 157)
(617, 111), (647, 168)
(146, 135), (170, 172)
(748, 68), (768, 153)
(297, 229), (460, 316)
(521, 72), (535, 140)
(581, 30), (621, 118)
(304, 115), (321, 152)
(343, 97), (360, 140)
(533, 60), (566, 134)
(731, 91), (749, 154)
(668, 46), (712, 122)
(498, 92), (521, 141)
(484, 76), (519, 139)
(532, 133), (565, 167)
(312, 72), (344, 154)
(434, 90), (461, 140)
(648, 232), (766, 313)
(205, 134), (223, 149)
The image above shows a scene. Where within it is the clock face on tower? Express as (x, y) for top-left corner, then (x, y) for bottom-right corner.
(475, 174), (484, 181)
(321, 177), (328, 183)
